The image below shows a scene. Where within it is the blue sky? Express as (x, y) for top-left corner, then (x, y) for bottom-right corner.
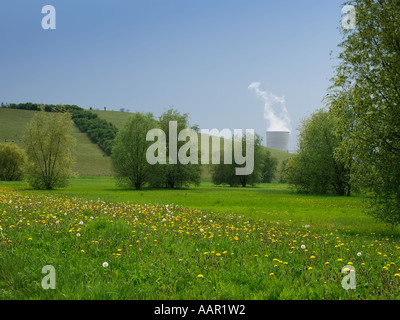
(0, 0), (346, 151)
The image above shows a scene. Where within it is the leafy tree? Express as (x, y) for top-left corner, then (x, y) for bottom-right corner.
(111, 112), (158, 189)
(149, 109), (201, 189)
(326, 0), (400, 224)
(211, 133), (263, 187)
(260, 149), (278, 183)
(0, 143), (27, 181)
(24, 108), (76, 189)
(284, 109), (351, 195)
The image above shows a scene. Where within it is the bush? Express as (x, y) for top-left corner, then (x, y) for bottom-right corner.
(0, 143), (27, 181)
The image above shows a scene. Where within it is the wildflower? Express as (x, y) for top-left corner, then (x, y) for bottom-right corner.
(357, 252), (362, 257)
(200, 229), (204, 233)
(347, 262), (353, 265)
(308, 267), (313, 270)
(216, 253), (221, 257)
(197, 274), (204, 278)
(301, 245), (306, 250)
(79, 221), (84, 225)
(395, 273), (400, 278)
(269, 273), (274, 276)
(102, 262), (109, 268)
(337, 258), (343, 262)
(76, 233), (81, 237)
(310, 255), (316, 259)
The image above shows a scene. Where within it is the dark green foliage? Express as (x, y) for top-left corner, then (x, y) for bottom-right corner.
(326, 0), (400, 224)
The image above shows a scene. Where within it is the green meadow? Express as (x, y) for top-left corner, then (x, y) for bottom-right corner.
(1, 108), (400, 300)
(1, 177), (400, 300)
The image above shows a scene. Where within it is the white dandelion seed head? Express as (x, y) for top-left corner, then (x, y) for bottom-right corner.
(102, 262), (109, 268)
(301, 245), (306, 250)
(76, 233), (81, 237)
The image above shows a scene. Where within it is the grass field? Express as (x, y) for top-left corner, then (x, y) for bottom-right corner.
(1, 177), (400, 300)
(2, 108), (399, 300)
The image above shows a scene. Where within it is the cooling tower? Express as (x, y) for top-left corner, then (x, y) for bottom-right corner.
(266, 131), (290, 153)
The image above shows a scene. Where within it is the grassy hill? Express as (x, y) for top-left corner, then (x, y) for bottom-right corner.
(0, 108), (112, 176)
(0, 108), (290, 179)
(92, 110), (291, 180)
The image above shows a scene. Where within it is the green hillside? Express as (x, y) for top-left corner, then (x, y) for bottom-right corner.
(92, 110), (291, 180)
(0, 108), (112, 176)
(0, 108), (290, 180)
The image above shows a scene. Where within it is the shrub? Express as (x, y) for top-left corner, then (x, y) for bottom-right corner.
(0, 143), (27, 181)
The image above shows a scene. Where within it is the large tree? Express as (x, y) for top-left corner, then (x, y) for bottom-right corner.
(149, 109), (202, 189)
(284, 109), (351, 195)
(326, 0), (400, 224)
(260, 149), (278, 183)
(24, 107), (76, 189)
(211, 133), (263, 187)
(111, 112), (158, 190)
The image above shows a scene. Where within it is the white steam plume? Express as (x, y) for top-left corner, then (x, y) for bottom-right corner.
(248, 82), (291, 132)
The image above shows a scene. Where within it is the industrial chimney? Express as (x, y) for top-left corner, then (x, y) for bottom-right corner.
(266, 131), (290, 153)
